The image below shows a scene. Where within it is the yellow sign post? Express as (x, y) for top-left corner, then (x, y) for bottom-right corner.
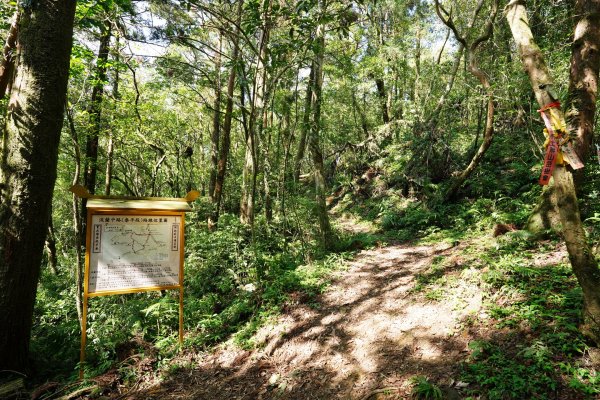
(71, 185), (199, 379)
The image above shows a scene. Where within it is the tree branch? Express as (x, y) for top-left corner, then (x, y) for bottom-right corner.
(0, 12), (19, 99)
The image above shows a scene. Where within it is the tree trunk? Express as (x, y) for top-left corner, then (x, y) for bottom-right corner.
(352, 91), (370, 139)
(293, 66), (313, 182)
(66, 102), (84, 325)
(0, 0), (76, 372)
(263, 105), (273, 222)
(240, 0), (271, 226)
(308, 6), (334, 249)
(506, 0), (600, 344)
(84, 24), (111, 196)
(567, 0), (600, 162)
(81, 24), (111, 244)
(209, 29), (222, 203)
(211, 0), (243, 227)
(105, 131), (114, 195)
(527, 0), (600, 231)
(279, 93), (294, 217)
(375, 78), (390, 124)
(413, 24), (421, 103)
(528, 3), (597, 228)
(105, 37), (120, 196)
(240, 131), (257, 225)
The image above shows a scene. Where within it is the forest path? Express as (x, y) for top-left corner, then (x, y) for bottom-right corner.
(121, 224), (483, 400)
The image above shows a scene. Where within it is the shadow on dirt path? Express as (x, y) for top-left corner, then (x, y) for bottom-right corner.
(115, 236), (491, 400)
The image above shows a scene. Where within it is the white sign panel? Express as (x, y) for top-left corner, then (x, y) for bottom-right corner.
(88, 214), (182, 294)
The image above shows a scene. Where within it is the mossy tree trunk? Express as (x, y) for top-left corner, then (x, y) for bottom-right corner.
(506, 0), (600, 343)
(0, 0), (76, 372)
(526, 0), (600, 233)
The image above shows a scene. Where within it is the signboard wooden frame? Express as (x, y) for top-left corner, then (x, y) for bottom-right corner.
(72, 185), (198, 379)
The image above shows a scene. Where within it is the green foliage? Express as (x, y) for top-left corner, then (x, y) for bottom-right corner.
(31, 270), (81, 380)
(30, 208), (355, 381)
(458, 238), (599, 398)
(20, 0), (600, 397)
(463, 339), (558, 400)
(372, 190), (536, 243)
(410, 376), (443, 400)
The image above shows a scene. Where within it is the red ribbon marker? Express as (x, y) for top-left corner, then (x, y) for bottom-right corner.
(538, 101), (561, 113)
(539, 137), (558, 185)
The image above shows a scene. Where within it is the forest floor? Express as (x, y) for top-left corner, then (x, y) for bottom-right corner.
(78, 213), (580, 400)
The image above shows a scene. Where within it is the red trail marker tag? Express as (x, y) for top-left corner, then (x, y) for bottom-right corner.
(539, 139), (558, 185)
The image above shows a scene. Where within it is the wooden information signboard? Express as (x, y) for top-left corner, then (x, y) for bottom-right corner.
(72, 185), (198, 378)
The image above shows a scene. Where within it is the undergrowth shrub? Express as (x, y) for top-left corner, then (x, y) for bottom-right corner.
(31, 206), (354, 381)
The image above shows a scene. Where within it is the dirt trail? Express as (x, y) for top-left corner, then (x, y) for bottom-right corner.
(117, 232), (486, 400)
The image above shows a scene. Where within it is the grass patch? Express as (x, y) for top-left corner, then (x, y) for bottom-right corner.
(454, 234), (599, 398)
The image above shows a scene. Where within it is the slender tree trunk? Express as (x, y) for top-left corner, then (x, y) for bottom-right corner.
(211, 0), (243, 227)
(308, 7), (334, 249)
(0, 0), (76, 372)
(293, 66), (313, 182)
(105, 36), (121, 196)
(469, 101), (484, 158)
(241, 0), (271, 225)
(66, 103), (84, 325)
(105, 132), (114, 195)
(81, 23), (111, 244)
(263, 105), (273, 222)
(209, 29), (223, 203)
(413, 24), (422, 103)
(352, 91), (370, 139)
(507, 0), (600, 344)
(375, 78), (390, 124)
(279, 93), (294, 217)
(240, 131), (257, 225)
(84, 23), (111, 196)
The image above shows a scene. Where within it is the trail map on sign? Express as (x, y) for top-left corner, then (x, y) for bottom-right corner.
(108, 224), (168, 260)
(88, 215), (182, 294)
